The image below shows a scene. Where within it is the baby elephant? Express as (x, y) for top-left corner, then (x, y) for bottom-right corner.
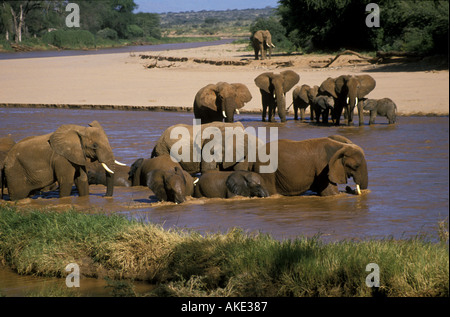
(311, 95), (335, 124)
(194, 170), (269, 199)
(363, 98), (397, 124)
(147, 167), (196, 204)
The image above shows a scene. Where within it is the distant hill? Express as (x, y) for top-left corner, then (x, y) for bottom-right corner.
(159, 7), (276, 28)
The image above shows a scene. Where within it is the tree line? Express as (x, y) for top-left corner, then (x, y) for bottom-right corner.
(0, 0), (161, 45)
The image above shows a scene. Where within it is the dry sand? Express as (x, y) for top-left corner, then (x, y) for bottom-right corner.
(0, 43), (448, 115)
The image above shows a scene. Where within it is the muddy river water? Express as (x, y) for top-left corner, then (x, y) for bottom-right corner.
(0, 107), (448, 295)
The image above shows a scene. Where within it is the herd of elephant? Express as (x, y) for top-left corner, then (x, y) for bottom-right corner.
(0, 119), (369, 204)
(194, 70), (397, 126)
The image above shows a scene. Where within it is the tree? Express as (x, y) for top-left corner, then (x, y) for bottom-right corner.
(6, 0), (42, 42)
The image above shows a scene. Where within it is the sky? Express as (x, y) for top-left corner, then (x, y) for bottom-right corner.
(134, 0), (279, 14)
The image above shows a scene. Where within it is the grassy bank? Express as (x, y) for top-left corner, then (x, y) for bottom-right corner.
(0, 204), (448, 297)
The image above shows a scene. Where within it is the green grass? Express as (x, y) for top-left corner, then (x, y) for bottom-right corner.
(0, 204), (448, 297)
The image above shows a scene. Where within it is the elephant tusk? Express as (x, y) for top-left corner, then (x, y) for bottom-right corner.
(222, 110), (227, 118)
(355, 97), (359, 105)
(235, 109), (240, 115)
(356, 184), (361, 195)
(193, 178), (199, 185)
(271, 43), (275, 48)
(346, 97), (349, 104)
(101, 163), (115, 174)
(115, 160), (126, 166)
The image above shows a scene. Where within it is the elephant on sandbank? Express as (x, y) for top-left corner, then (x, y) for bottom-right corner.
(251, 30), (275, 60)
(252, 135), (368, 196)
(3, 121), (119, 200)
(194, 170), (269, 199)
(193, 82), (252, 124)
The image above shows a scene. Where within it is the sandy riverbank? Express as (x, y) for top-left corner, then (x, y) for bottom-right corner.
(0, 43), (448, 116)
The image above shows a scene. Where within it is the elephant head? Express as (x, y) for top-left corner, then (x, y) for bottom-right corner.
(193, 82), (252, 123)
(147, 167), (195, 204)
(49, 120), (117, 196)
(252, 30), (275, 60)
(226, 171), (269, 198)
(255, 70), (300, 122)
(328, 143), (369, 193)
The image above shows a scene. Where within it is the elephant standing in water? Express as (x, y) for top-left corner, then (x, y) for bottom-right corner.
(363, 98), (397, 125)
(151, 121), (257, 174)
(3, 121), (119, 200)
(0, 135), (15, 192)
(193, 82), (252, 123)
(251, 30), (275, 60)
(292, 84), (319, 121)
(252, 135), (368, 196)
(319, 75), (376, 126)
(194, 170), (269, 199)
(255, 70), (300, 122)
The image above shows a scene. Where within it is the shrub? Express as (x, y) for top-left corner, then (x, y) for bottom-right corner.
(96, 28), (118, 40)
(42, 29), (95, 49)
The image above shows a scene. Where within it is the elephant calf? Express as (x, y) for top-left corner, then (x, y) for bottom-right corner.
(147, 167), (196, 204)
(194, 170), (269, 199)
(363, 98), (397, 124)
(311, 95), (335, 124)
(292, 84), (319, 121)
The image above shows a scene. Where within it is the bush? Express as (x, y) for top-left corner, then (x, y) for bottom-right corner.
(96, 28), (118, 40)
(126, 24), (144, 38)
(42, 29), (95, 49)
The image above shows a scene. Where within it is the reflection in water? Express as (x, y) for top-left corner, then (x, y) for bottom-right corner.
(0, 108), (448, 243)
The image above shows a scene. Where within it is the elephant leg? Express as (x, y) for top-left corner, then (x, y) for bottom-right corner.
(357, 102), (364, 126)
(55, 159), (76, 198)
(369, 111), (377, 125)
(310, 107), (314, 121)
(259, 44), (265, 60)
(293, 105), (299, 120)
(74, 166), (89, 196)
(323, 108), (329, 124)
(300, 108), (306, 121)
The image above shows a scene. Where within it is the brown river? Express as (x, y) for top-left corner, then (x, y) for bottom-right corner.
(0, 107), (448, 295)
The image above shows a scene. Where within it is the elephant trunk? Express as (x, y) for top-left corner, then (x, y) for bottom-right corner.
(346, 92), (358, 126)
(275, 88), (287, 122)
(98, 153), (116, 197)
(223, 97), (237, 123)
(354, 159), (369, 192)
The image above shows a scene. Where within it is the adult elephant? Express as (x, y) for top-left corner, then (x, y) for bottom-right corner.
(151, 122), (257, 174)
(252, 135), (368, 196)
(319, 75), (376, 126)
(292, 84), (319, 121)
(255, 70), (300, 122)
(3, 121), (119, 200)
(251, 30), (275, 60)
(193, 82), (252, 123)
(194, 170), (269, 199)
(0, 135), (16, 192)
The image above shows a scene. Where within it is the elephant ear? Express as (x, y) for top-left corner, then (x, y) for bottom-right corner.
(49, 124), (87, 166)
(297, 85), (310, 104)
(319, 77), (338, 99)
(254, 72), (273, 94)
(147, 169), (168, 201)
(231, 83), (252, 108)
(328, 147), (349, 185)
(280, 70), (300, 93)
(356, 75), (376, 98)
(226, 172), (251, 197)
(328, 146), (363, 184)
(196, 84), (218, 111)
